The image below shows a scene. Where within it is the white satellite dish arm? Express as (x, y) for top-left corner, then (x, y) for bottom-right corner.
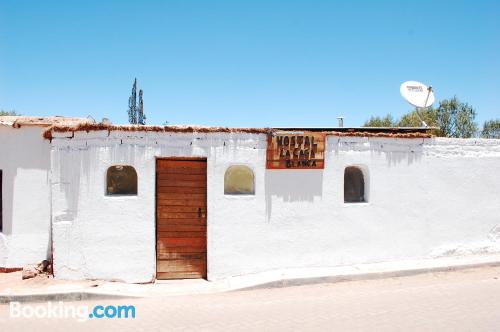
(415, 86), (433, 128)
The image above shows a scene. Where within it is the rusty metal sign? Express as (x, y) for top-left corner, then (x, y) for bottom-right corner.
(266, 131), (325, 169)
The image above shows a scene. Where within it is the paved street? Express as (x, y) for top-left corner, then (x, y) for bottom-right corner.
(1, 266), (500, 331)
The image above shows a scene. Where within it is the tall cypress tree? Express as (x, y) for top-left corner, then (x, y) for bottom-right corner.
(128, 78), (137, 124)
(138, 89), (146, 125)
(127, 78), (146, 125)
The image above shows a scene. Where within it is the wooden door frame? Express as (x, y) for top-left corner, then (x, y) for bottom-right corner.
(154, 156), (208, 280)
(156, 157), (207, 161)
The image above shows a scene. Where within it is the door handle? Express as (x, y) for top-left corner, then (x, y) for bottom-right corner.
(198, 207), (202, 222)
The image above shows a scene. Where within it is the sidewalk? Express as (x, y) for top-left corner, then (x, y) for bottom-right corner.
(2, 253), (500, 303)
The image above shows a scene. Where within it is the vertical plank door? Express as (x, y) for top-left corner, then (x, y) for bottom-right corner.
(156, 158), (207, 279)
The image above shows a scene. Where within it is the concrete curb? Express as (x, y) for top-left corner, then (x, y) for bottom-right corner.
(0, 292), (136, 304)
(2, 257), (500, 303)
(237, 260), (500, 291)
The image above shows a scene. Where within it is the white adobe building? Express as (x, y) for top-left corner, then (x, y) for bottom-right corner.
(0, 116), (91, 271)
(1, 116), (500, 283)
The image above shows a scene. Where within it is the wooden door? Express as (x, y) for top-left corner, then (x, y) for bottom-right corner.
(156, 158), (207, 279)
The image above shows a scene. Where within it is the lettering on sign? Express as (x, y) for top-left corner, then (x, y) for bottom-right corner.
(266, 132), (325, 169)
(407, 85), (424, 92)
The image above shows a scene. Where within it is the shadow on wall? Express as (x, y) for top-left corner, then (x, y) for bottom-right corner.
(0, 128), (51, 236)
(371, 142), (424, 166)
(2, 168), (14, 235)
(328, 137), (425, 167)
(53, 146), (82, 224)
(265, 170), (323, 221)
(54, 136), (218, 225)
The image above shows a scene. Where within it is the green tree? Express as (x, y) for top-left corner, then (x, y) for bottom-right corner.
(0, 109), (18, 116)
(396, 108), (443, 136)
(435, 97), (478, 138)
(481, 119), (500, 139)
(362, 97), (478, 138)
(362, 114), (397, 127)
(397, 108), (438, 128)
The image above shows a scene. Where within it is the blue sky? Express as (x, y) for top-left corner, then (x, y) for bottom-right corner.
(1, 1), (499, 127)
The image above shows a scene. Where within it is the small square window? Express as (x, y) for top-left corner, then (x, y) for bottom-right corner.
(106, 165), (138, 195)
(344, 166), (365, 203)
(224, 165), (255, 195)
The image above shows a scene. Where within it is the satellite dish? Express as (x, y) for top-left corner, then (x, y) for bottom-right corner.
(400, 81), (435, 108)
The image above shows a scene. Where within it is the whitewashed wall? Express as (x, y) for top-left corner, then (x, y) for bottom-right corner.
(50, 131), (500, 283)
(0, 126), (51, 268)
(50, 130), (266, 282)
